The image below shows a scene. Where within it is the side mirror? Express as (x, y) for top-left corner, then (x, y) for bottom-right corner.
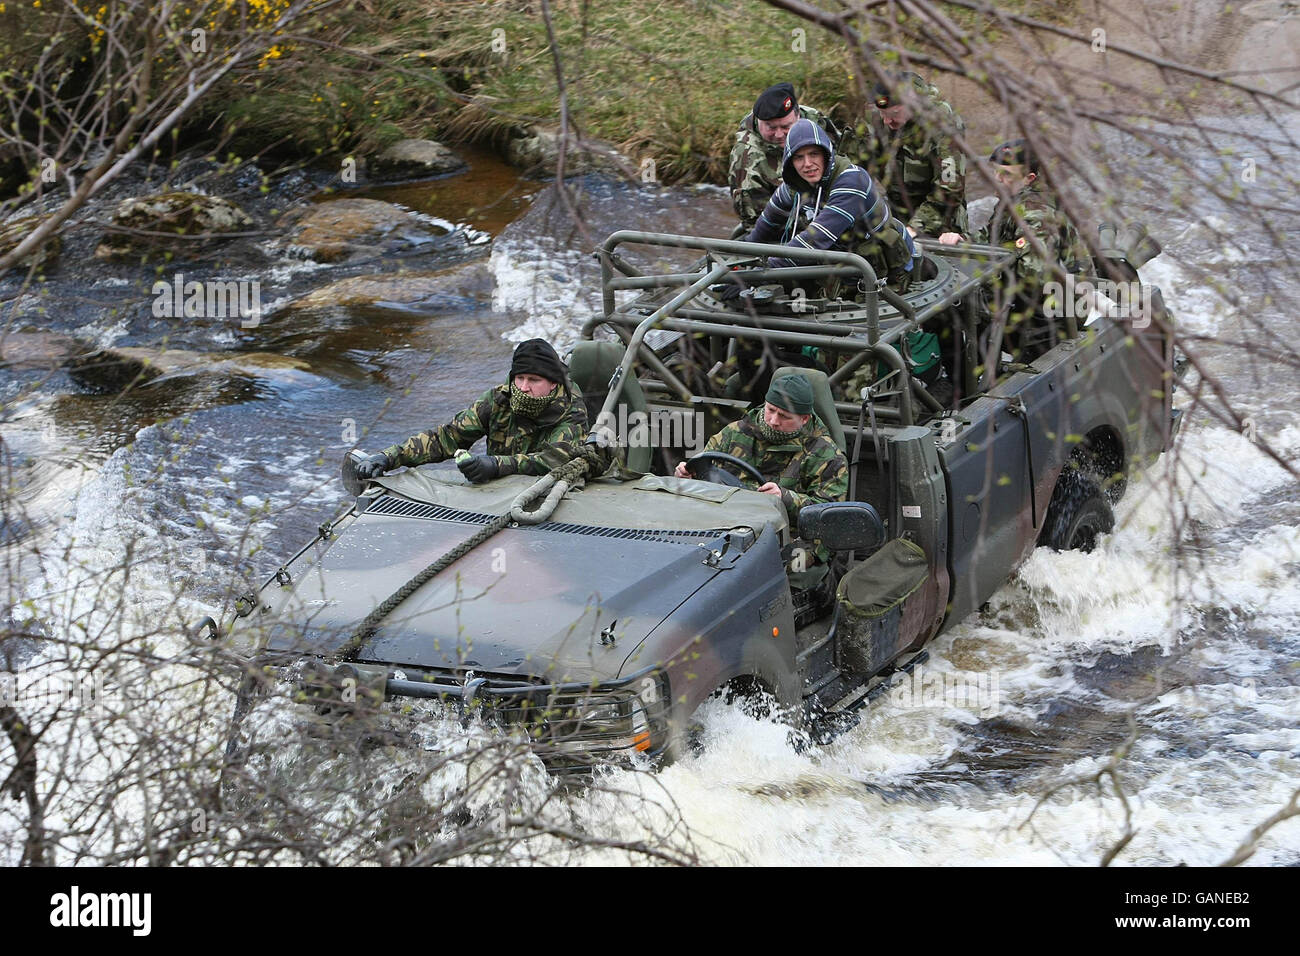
(341, 449), (366, 497)
(797, 501), (885, 553)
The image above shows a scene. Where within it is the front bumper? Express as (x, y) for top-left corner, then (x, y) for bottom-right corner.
(298, 660), (673, 773)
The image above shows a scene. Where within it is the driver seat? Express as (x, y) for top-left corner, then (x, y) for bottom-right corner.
(769, 367), (846, 451)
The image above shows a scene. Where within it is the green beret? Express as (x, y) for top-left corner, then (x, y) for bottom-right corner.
(766, 374), (814, 415)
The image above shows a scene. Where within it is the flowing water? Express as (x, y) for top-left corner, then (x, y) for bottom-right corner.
(1, 124), (1297, 866)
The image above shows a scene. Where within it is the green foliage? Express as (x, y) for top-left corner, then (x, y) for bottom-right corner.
(195, 0), (860, 181)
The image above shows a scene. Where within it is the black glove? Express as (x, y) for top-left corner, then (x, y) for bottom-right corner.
(355, 452), (391, 480)
(719, 278), (749, 302)
(457, 454), (501, 483)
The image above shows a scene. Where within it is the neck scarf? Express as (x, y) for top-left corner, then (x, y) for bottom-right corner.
(510, 382), (557, 418)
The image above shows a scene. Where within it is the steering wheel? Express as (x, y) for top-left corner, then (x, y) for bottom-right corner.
(683, 451), (766, 488)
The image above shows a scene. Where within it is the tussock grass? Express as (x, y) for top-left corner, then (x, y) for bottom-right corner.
(1, 0), (1080, 187)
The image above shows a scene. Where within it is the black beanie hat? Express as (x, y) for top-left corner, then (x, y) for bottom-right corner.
(509, 338), (567, 386)
(754, 83), (798, 121)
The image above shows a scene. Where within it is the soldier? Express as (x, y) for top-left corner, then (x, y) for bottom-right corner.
(840, 71), (968, 239)
(728, 82), (836, 232)
(674, 375), (847, 525)
(939, 139), (1091, 357)
(355, 338), (587, 483)
(745, 117), (917, 292)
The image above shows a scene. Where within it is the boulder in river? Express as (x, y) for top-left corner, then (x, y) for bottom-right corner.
(0, 331), (85, 368)
(0, 215), (62, 272)
(369, 139), (467, 180)
(504, 125), (631, 178)
(65, 346), (313, 393)
(94, 191), (254, 260)
(282, 261), (493, 311)
(278, 197), (459, 263)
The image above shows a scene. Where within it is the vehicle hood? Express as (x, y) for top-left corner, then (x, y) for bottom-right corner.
(260, 473), (784, 680)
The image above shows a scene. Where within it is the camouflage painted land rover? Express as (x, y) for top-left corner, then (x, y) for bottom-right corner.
(221, 227), (1178, 771)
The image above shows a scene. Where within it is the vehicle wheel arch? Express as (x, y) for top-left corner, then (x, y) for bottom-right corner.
(1073, 425), (1126, 502)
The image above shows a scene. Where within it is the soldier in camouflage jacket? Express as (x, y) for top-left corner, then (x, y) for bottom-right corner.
(675, 375), (847, 526)
(728, 82), (836, 232)
(355, 339), (588, 484)
(940, 139), (1092, 356)
(839, 72), (968, 238)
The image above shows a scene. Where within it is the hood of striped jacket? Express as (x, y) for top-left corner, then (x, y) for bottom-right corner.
(779, 118), (836, 194)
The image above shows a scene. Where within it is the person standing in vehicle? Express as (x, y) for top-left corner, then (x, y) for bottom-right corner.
(939, 139), (1091, 356)
(674, 375), (847, 523)
(840, 71), (968, 239)
(744, 118), (917, 292)
(728, 82), (837, 233)
(354, 338), (588, 483)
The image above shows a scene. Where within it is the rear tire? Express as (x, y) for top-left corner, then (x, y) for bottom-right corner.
(1040, 469), (1114, 552)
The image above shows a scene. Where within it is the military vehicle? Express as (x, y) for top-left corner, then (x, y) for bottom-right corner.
(220, 228), (1178, 772)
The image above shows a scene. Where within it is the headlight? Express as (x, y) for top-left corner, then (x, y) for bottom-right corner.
(533, 672), (669, 759)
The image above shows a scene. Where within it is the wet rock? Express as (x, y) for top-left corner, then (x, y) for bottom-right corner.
(283, 261), (493, 311)
(0, 215), (62, 271)
(0, 331), (86, 368)
(66, 347), (312, 393)
(369, 139), (467, 180)
(94, 191), (254, 260)
(504, 125), (631, 178)
(278, 197), (458, 263)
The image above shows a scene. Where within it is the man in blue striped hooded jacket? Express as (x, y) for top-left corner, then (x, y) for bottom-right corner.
(745, 117), (918, 293)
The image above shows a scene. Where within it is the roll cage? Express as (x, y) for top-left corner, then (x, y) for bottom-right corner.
(582, 231), (1020, 432)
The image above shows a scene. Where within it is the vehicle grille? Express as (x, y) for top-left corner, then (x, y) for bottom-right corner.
(363, 495), (495, 525)
(366, 494), (728, 545)
(534, 522), (729, 544)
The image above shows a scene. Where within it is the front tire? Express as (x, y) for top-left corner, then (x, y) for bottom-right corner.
(1040, 469), (1114, 552)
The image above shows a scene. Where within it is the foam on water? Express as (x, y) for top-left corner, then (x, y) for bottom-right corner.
(489, 237), (599, 353)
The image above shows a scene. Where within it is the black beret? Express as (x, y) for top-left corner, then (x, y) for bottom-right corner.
(872, 71), (925, 109)
(989, 138), (1039, 173)
(754, 83), (798, 122)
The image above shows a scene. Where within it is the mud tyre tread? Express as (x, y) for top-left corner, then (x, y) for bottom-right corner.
(1040, 468), (1114, 552)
